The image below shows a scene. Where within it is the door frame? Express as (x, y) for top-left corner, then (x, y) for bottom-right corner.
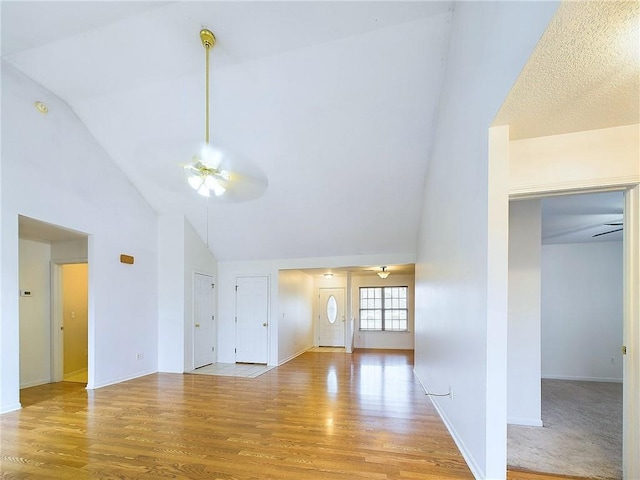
(316, 287), (346, 347)
(50, 258), (88, 383)
(507, 184), (639, 477)
(192, 271), (215, 369)
(234, 275), (270, 364)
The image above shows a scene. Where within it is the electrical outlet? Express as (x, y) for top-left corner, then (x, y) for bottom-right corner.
(610, 357), (615, 364)
(449, 386), (454, 400)
(136, 353), (143, 360)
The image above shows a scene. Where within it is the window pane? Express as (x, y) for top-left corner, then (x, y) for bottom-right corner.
(361, 286), (408, 332)
(327, 295), (338, 324)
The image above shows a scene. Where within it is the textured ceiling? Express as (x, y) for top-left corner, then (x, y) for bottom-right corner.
(495, 0), (639, 140)
(2, 1), (454, 262)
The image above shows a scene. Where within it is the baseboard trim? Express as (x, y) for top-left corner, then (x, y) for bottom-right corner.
(413, 369), (483, 480)
(63, 368), (87, 379)
(278, 347), (311, 366)
(508, 416), (543, 427)
(20, 378), (51, 389)
(542, 374), (623, 383)
(0, 402), (22, 414)
(88, 370), (157, 390)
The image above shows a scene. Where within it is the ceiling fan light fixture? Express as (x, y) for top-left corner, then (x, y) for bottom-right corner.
(377, 266), (390, 279)
(197, 184), (210, 197)
(186, 171), (203, 190)
(205, 176), (226, 196)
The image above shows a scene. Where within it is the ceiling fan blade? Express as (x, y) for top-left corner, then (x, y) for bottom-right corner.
(592, 228), (623, 238)
(136, 138), (267, 202)
(604, 222), (623, 226)
(227, 171), (268, 200)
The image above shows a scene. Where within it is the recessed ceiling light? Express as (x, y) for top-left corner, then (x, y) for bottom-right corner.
(34, 101), (48, 114)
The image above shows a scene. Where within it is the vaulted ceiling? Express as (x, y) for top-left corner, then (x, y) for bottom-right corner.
(2, 1), (454, 261)
(2, 1), (636, 262)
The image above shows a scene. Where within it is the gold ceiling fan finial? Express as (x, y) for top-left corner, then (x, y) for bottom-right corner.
(200, 29), (216, 49)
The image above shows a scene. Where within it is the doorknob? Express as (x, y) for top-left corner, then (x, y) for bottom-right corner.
(195, 323), (201, 328)
(263, 323), (268, 327)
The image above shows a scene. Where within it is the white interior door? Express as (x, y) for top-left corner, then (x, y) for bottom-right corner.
(235, 276), (269, 364)
(193, 272), (214, 369)
(318, 288), (345, 347)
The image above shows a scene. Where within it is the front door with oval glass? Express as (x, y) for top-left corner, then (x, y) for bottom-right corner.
(318, 288), (345, 347)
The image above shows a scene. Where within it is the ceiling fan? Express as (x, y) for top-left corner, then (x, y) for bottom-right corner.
(183, 29), (267, 202)
(592, 221), (623, 238)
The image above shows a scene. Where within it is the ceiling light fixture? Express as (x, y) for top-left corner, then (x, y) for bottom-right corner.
(183, 29), (231, 198)
(34, 101), (48, 114)
(377, 266), (390, 279)
(324, 273), (334, 279)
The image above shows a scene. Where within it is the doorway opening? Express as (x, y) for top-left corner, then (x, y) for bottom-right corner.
(193, 272), (215, 370)
(58, 264), (89, 384)
(235, 275), (269, 364)
(18, 215), (89, 400)
(507, 190), (625, 479)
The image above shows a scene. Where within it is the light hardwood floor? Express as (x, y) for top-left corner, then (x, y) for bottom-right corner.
(1, 350), (590, 479)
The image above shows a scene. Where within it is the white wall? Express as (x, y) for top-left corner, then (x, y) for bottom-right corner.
(0, 118), (3, 408)
(1, 63), (159, 409)
(18, 239), (52, 388)
(414, 3), (558, 479)
(507, 200), (542, 426)
(158, 214), (217, 373)
(352, 274), (415, 350)
(158, 214), (186, 373)
(51, 239), (88, 262)
(541, 242), (623, 382)
(278, 270), (314, 364)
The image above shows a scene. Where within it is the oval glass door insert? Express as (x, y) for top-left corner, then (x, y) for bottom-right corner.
(327, 295), (338, 324)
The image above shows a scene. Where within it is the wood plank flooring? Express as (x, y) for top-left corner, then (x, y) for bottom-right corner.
(0, 351), (589, 479)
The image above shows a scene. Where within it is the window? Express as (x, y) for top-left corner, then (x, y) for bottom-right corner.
(359, 286), (408, 331)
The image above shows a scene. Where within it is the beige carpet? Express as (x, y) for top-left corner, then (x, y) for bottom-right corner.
(508, 379), (622, 479)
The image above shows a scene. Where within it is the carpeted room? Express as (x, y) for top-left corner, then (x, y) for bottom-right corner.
(507, 192), (624, 479)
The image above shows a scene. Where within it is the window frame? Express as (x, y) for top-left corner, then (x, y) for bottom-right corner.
(359, 286), (409, 332)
